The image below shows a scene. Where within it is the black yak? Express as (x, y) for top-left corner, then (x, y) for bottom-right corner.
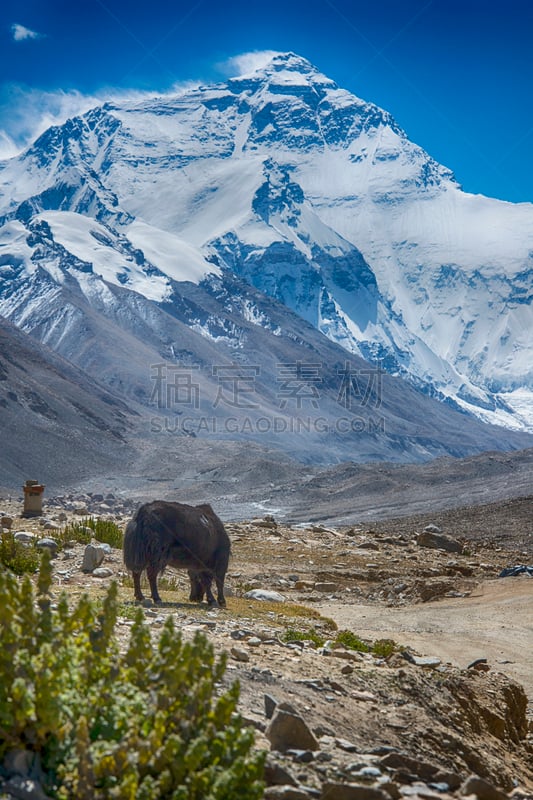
(123, 501), (230, 606)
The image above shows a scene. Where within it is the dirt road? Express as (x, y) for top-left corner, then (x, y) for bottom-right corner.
(319, 577), (533, 699)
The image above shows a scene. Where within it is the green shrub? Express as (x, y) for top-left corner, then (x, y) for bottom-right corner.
(372, 638), (397, 659)
(83, 517), (124, 549)
(280, 627), (326, 648)
(334, 630), (371, 653)
(0, 552), (265, 799)
(60, 517), (123, 549)
(0, 532), (40, 574)
(57, 520), (92, 546)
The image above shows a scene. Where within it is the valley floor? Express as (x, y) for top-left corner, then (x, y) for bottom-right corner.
(1, 490), (532, 798)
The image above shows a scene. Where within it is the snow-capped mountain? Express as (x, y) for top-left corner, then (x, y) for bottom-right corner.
(0, 51), (532, 448)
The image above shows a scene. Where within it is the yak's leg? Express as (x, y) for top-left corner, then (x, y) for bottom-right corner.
(202, 574), (218, 606)
(146, 564), (162, 604)
(133, 571), (145, 602)
(215, 575), (226, 608)
(188, 570), (204, 602)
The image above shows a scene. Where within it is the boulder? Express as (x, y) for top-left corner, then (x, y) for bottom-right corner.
(459, 775), (508, 800)
(244, 589), (286, 603)
(266, 710), (319, 753)
(92, 567), (114, 578)
(81, 543), (107, 573)
(314, 582), (338, 593)
(14, 531), (35, 544)
(36, 538), (58, 556)
(230, 647), (250, 663)
(416, 531), (463, 553)
(264, 757), (297, 787)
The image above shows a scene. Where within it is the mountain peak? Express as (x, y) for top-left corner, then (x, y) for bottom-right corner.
(263, 51), (319, 73)
(228, 51), (336, 90)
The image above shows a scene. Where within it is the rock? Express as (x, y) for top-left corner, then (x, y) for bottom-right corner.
(264, 694), (298, 720)
(401, 653), (441, 668)
(244, 589), (286, 602)
(459, 775), (508, 800)
(36, 538), (58, 555)
(329, 649), (363, 662)
(265, 694), (278, 719)
(266, 710), (319, 753)
(14, 531), (36, 544)
(341, 663), (354, 675)
(320, 783), (389, 800)
(230, 647), (250, 663)
(432, 771), (461, 791)
(264, 757), (298, 786)
(467, 658), (490, 671)
(264, 786), (312, 800)
(398, 783), (447, 798)
(313, 724), (336, 738)
(72, 502), (88, 515)
(352, 691), (377, 702)
(1, 516), (13, 529)
(81, 543), (107, 573)
(230, 629), (251, 640)
(314, 582), (338, 593)
(426, 783), (452, 794)
(416, 531), (463, 553)
(58, 512), (67, 523)
(423, 524), (442, 534)
(378, 752), (438, 781)
(255, 515), (278, 529)
(286, 749), (315, 763)
(351, 767), (382, 780)
(335, 737), (358, 753)
(375, 778), (401, 799)
(295, 581), (315, 590)
(92, 567), (114, 578)
(413, 578), (457, 602)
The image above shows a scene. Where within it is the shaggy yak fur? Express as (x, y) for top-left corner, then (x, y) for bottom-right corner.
(123, 501), (230, 606)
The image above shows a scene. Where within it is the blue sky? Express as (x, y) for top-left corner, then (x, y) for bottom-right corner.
(1, 0), (532, 203)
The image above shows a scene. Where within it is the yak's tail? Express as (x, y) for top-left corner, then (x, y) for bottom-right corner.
(123, 506), (151, 572)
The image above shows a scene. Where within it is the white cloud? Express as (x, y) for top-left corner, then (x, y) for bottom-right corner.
(0, 82), (198, 161)
(0, 86), (99, 159)
(11, 23), (43, 42)
(220, 50), (281, 78)
(0, 131), (20, 160)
